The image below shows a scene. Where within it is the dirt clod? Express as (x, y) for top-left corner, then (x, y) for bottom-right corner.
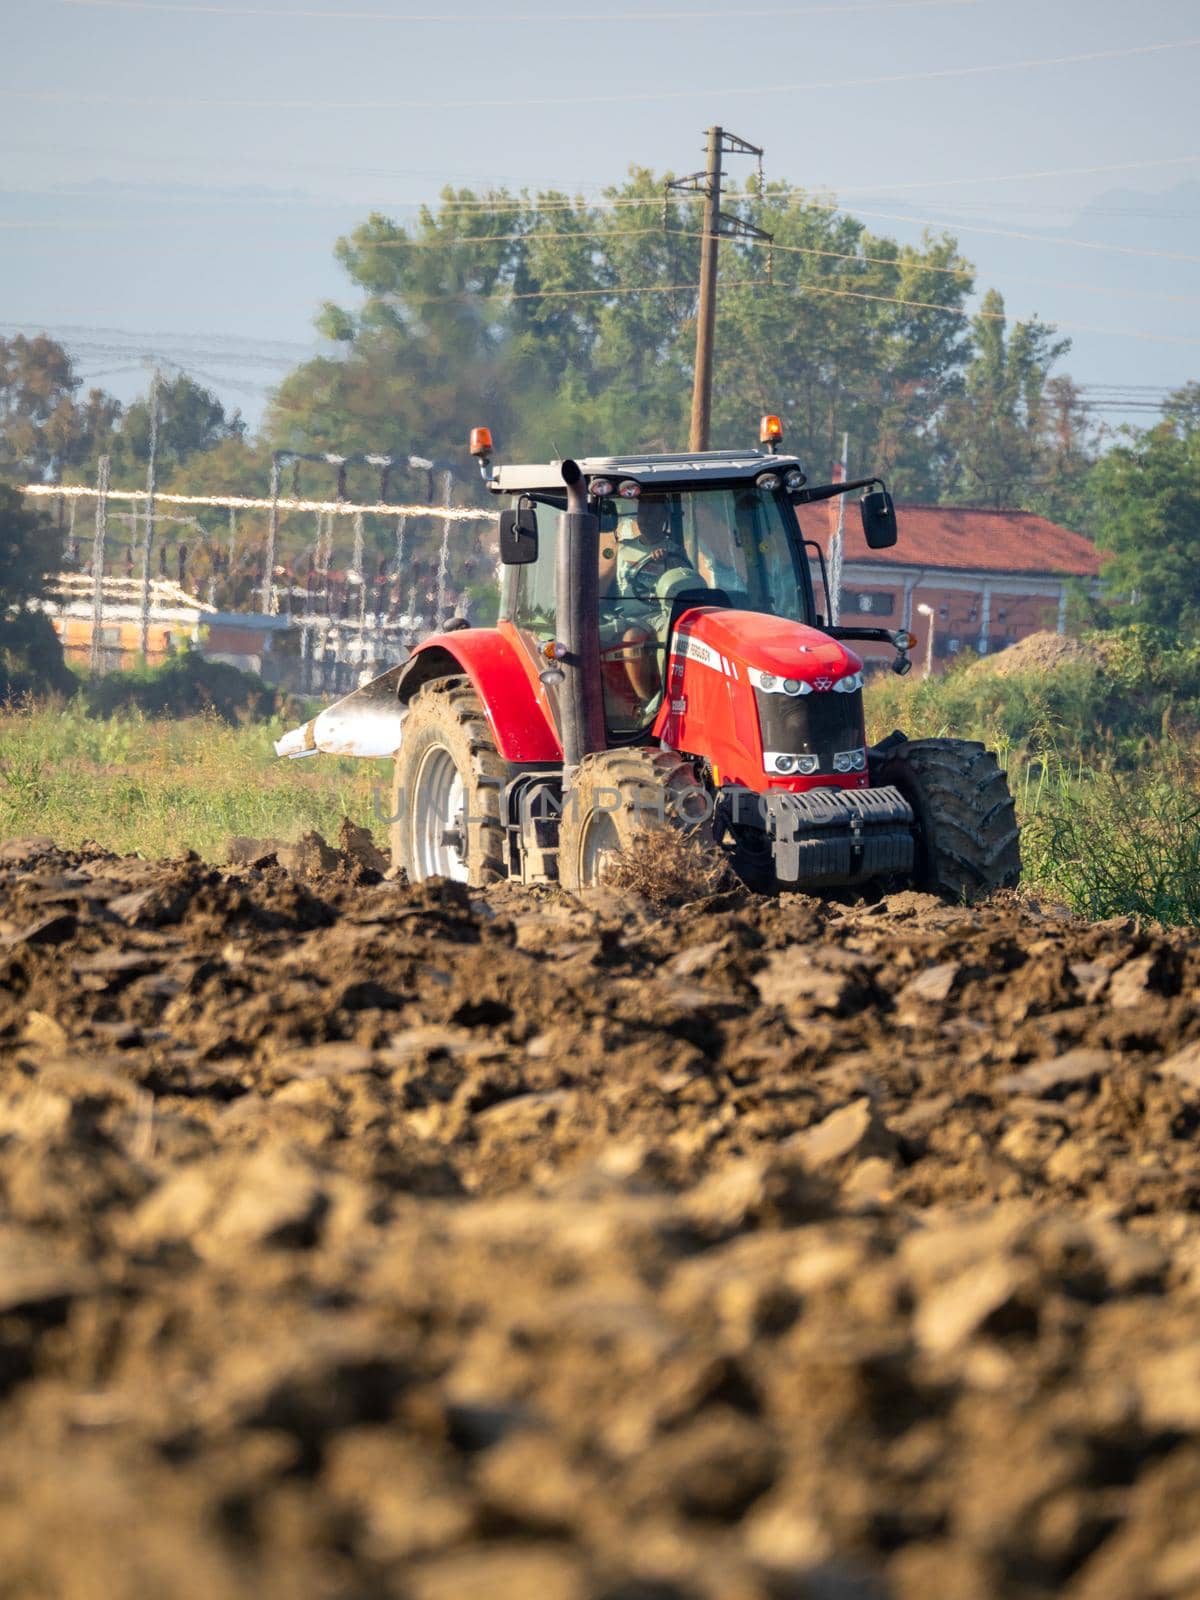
(1, 835), (1199, 1598)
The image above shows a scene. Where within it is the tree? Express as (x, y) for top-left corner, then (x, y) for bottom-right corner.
(268, 175), (993, 488)
(0, 335), (78, 479)
(114, 371), (245, 483)
(1091, 387), (1200, 634)
(0, 484), (62, 611)
(0, 483), (72, 698)
(712, 189), (975, 494)
(938, 290), (1075, 509)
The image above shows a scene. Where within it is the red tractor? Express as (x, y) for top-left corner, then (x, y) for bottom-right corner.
(277, 421), (1019, 898)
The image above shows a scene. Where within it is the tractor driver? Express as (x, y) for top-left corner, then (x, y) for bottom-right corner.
(597, 496), (703, 720)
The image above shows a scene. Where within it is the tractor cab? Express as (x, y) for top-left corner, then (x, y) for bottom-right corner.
(492, 450), (820, 739)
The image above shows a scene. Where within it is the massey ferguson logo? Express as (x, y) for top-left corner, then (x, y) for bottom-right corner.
(814, 676), (833, 691)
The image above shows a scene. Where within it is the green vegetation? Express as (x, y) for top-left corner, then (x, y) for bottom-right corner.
(0, 483), (74, 701)
(81, 652), (280, 725)
(866, 629), (1200, 927)
(1089, 389), (1200, 634)
(3, 172), (1103, 607)
(866, 627), (1200, 765)
(2, 635), (1199, 926)
(0, 703), (384, 861)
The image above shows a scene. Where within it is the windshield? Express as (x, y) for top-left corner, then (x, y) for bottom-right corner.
(509, 483), (812, 632)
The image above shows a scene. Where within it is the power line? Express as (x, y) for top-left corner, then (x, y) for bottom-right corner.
(838, 202), (1200, 264)
(835, 153), (1200, 194)
(11, 37), (1198, 111)
(774, 279), (1200, 345)
(59, 0), (981, 19)
(5, 190), (1199, 277)
(8, 268), (1198, 349)
(6, 149), (1200, 229)
(10, 215), (1199, 316)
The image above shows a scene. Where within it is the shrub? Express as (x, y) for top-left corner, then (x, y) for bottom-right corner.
(0, 611), (77, 702)
(82, 651), (278, 724)
(1021, 755), (1200, 925)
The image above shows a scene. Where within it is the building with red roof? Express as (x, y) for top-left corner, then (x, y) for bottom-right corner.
(802, 500), (1102, 673)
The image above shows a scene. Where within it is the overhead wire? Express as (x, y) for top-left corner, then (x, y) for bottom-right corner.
(11, 37), (1199, 110)
(60, 0), (982, 17)
(833, 153), (1200, 194)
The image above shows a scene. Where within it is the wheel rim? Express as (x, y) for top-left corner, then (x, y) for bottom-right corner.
(578, 808), (622, 886)
(411, 745), (468, 883)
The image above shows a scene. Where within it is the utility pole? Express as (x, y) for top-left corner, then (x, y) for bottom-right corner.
(138, 368), (162, 658)
(691, 126), (723, 453)
(667, 127), (772, 452)
(828, 432), (849, 626)
(90, 455), (110, 674)
(262, 453), (282, 615)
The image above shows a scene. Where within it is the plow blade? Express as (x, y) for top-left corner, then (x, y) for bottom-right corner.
(274, 664), (408, 760)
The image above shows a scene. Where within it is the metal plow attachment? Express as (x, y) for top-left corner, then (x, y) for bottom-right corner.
(274, 664), (408, 760)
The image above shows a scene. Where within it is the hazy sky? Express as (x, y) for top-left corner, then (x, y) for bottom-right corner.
(2, 0), (1197, 428)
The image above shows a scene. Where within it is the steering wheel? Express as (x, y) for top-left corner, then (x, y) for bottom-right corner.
(622, 543), (691, 595)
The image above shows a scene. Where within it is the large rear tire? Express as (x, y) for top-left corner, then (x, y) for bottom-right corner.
(873, 737), (1020, 901)
(558, 747), (712, 893)
(390, 677), (508, 886)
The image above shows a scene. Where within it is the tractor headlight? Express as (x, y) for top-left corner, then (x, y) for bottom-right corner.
(833, 747), (867, 773)
(833, 671), (864, 693)
(617, 479), (641, 498)
(784, 468), (807, 492)
(774, 754), (796, 774)
(589, 477), (614, 497)
(755, 471), (781, 492)
(751, 669), (778, 691)
(783, 677), (811, 696)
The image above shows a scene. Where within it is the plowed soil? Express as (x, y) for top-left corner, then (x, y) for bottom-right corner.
(2, 832), (1200, 1600)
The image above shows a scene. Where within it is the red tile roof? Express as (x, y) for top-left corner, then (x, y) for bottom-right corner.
(803, 500), (1101, 578)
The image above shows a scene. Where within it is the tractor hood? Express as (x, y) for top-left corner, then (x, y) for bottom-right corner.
(677, 608), (863, 685)
(662, 607), (869, 793)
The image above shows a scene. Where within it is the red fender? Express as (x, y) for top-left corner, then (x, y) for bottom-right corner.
(399, 627), (563, 763)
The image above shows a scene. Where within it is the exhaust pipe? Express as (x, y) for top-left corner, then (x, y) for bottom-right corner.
(556, 459), (605, 777)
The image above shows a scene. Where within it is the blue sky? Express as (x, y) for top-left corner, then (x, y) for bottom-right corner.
(2, 0), (1197, 430)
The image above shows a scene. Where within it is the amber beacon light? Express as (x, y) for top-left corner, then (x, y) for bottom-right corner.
(469, 426), (494, 479)
(759, 414), (783, 453)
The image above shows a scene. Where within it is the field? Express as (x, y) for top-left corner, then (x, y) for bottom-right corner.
(2, 645), (1200, 1597)
(4, 630), (1200, 924)
(0, 701), (386, 861)
(1, 837), (1199, 1599)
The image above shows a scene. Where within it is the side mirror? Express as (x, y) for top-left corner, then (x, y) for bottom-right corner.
(499, 499), (539, 564)
(860, 488), (898, 550)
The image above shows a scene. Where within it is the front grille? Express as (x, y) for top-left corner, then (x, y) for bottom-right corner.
(755, 687), (865, 771)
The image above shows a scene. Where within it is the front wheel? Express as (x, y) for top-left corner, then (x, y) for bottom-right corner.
(390, 677), (508, 886)
(558, 747), (713, 893)
(873, 736), (1020, 900)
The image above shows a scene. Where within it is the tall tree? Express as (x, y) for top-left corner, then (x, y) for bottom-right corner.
(712, 188), (975, 493)
(0, 335), (120, 482)
(1091, 385), (1200, 633)
(0, 483), (72, 697)
(268, 175), (998, 488)
(114, 371), (245, 483)
(938, 290), (1072, 509)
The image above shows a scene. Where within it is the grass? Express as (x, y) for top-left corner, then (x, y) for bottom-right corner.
(865, 649), (1200, 927)
(1017, 756), (1200, 926)
(4, 629), (1200, 926)
(0, 701), (389, 861)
